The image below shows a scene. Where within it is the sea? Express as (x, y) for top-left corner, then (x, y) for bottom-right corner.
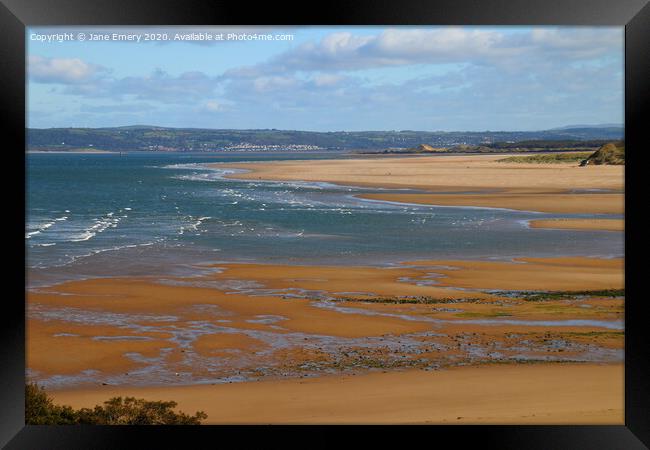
(26, 152), (624, 288)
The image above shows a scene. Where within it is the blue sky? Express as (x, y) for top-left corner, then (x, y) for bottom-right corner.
(27, 26), (624, 131)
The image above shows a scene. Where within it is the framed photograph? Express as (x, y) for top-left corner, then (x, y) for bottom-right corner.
(3, 0), (648, 447)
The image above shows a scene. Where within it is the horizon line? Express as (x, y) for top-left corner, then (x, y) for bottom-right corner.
(26, 123), (625, 133)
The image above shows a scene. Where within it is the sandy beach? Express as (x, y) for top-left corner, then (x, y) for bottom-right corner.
(217, 154), (624, 192)
(51, 363), (623, 425)
(215, 154), (624, 216)
(530, 219), (624, 232)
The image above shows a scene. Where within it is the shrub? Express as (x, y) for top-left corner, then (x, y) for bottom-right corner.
(25, 383), (79, 425)
(498, 152), (593, 164)
(25, 382), (207, 425)
(76, 397), (207, 425)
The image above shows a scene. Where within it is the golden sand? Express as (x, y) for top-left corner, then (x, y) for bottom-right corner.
(401, 257), (624, 291)
(28, 320), (174, 375)
(51, 363), (623, 424)
(216, 154), (624, 191)
(529, 218), (624, 232)
(213, 154), (624, 214)
(359, 192), (623, 214)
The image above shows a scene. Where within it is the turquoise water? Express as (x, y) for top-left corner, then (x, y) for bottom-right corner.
(26, 152), (623, 287)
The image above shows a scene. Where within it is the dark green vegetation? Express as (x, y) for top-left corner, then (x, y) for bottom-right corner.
(496, 142), (625, 165)
(371, 138), (624, 155)
(490, 289), (624, 302)
(396, 143), (447, 153)
(580, 142), (625, 166)
(445, 144), (496, 153)
(25, 383), (79, 425)
(334, 295), (487, 304)
(480, 139), (623, 150)
(336, 289), (624, 305)
(561, 331), (624, 337)
(26, 382), (207, 425)
(27, 125), (623, 152)
(455, 311), (513, 318)
(497, 152), (594, 164)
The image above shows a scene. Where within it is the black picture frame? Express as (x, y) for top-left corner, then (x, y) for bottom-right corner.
(2, 0), (648, 448)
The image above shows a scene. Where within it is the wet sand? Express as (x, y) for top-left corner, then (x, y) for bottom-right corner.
(51, 363), (623, 424)
(28, 320), (174, 376)
(29, 257), (624, 423)
(529, 219), (624, 232)
(359, 192), (623, 214)
(402, 257), (624, 291)
(215, 154), (624, 215)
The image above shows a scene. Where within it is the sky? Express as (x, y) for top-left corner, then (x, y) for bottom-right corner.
(27, 26), (624, 131)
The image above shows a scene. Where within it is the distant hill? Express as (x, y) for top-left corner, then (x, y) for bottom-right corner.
(365, 139), (621, 155)
(27, 125), (624, 152)
(549, 123), (623, 130)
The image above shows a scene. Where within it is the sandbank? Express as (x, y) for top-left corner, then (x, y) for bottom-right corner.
(213, 154), (624, 214)
(529, 218), (624, 232)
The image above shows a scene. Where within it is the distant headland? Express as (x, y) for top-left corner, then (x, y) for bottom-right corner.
(27, 125), (623, 153)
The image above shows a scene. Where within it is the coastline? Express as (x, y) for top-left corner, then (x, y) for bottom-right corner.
(213, 154), (624, 218)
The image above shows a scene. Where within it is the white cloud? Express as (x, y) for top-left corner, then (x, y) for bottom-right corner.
(267, 28), (498, 71)
(29, 55), (107, 84)
(248, 27), (622, 74)
(530, 28), (623, 57)
(27, 27), (623, 130)
(252, 76), (298, 93)
(60, 68), (223, 104)
(202, 100), (221, 112)
(369, 28), (515, 60)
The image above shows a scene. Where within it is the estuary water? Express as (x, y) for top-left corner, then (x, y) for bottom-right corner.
(26, 152), (624, 287)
